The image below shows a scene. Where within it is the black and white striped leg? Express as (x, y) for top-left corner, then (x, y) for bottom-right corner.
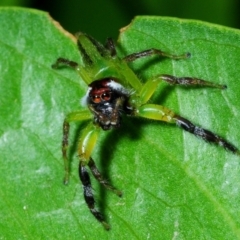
(175, 115), (239, 154)
(79, 162), (110, 230)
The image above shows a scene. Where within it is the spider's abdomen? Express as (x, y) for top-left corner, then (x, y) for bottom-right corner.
(87, 78), (131, 130)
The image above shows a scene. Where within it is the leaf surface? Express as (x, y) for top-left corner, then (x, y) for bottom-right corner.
(1, 8), (240, 240)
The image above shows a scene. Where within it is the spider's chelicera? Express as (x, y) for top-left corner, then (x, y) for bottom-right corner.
(52, 32), (239, 230)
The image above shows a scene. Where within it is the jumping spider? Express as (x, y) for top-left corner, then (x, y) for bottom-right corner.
(52, 32), (239, 230)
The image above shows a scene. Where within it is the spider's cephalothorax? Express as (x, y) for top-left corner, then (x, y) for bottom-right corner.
(52, 32), (239, 230)
(86, 78), (131, 130)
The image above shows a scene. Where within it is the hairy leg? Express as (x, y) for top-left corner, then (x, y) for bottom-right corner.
(136, 104), (239, 154)
(79, 162), (110, 230)
(123, 48), (190, 62)
(52, 57), (79, 69)
(88, 158), (122, 196)
(62, 120), (70, 184)
(174, 115), (239, 154)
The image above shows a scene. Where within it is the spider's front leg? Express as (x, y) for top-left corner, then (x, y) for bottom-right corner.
(76, 122), (109, 228)
(62, 110), (92, 184)
(77, 122), (122, 230)
(63, 110), (122, 230)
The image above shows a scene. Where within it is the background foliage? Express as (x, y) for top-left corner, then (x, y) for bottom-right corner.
(0, 0), (240, 41)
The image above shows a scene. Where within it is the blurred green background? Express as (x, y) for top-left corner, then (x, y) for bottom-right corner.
(1, 0), (239, 42)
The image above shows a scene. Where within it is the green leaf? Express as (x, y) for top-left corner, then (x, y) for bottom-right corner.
(1, 7), (240, 239)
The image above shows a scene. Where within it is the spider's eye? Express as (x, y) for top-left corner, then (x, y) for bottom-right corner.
(92, 95), (101, 103)
(101, 91), (111, 101)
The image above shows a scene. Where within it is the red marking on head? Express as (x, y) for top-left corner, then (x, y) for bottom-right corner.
(89, 79), (112, 103)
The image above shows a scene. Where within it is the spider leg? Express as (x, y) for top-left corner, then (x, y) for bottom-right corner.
(52, 57), (79, 69)
(105, 37), (117, 57)
(136, 104), (239, 154)
(77, 122), (122, 230)
(79, 162), (110, 230)
(62, 110), (121, 229)
(77, 122), (110, 229)
(157, 74), (226, 89)
(123, 48), (190, 62)
(62, 120), (70, 184)
(139, 74), (226, 104)
(88, 157), (122, 197)
(174, 115), (239, 154)
(62, 110), (92, 184)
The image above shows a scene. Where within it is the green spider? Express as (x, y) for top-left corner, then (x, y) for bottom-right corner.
(52, 32), (239, 230)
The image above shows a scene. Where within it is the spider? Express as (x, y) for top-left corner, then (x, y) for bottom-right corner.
(52, 32), (239, 230)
